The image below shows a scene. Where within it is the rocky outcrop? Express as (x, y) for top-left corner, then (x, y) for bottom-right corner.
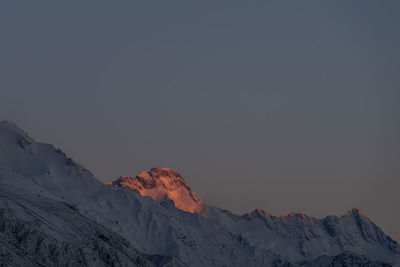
(107, 168), (204, 213)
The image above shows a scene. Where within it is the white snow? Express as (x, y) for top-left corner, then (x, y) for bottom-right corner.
(0, 120), (399, 267)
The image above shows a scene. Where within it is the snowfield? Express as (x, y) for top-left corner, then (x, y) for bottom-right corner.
(0, 120), (399, 267)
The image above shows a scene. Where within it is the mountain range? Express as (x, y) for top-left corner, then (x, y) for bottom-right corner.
(0, 120), (399, 266)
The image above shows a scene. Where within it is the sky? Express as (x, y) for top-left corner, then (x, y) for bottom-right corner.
(1, 1), (399, 241)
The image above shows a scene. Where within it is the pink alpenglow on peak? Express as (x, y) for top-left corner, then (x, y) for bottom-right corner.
(107, 168), (205, 213)
(345, 208), (368, 218)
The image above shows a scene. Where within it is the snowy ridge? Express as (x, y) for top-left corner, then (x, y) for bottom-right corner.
(0, 120), (399, 266)
(205, 206), (400, 264)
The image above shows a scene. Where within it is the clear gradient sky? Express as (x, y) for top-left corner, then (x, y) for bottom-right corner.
(1, 1), (399, 241)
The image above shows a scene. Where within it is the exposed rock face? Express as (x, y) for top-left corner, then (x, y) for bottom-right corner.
(302, 251), (393, 267)
(107, 168), (204, 213)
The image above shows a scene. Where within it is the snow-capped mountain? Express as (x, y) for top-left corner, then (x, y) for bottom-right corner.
(205, 206), (400, 265)
(0, 120), (399, 266)
(107, 168), (204, 213)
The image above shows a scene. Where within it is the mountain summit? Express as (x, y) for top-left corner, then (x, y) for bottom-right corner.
(107, 167), (204, 213)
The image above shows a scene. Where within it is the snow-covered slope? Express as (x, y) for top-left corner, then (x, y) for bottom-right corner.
(107, 168), (204, 213)
(0, 184), (156, 267)
(0, 120), (399, 266)
(0, 120), (276, 266)
(205, 207), (400, 264)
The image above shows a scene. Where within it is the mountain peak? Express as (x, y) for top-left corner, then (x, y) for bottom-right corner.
(1, 120), (23, 133)
(148, 167), (183, 178)
(251, 208), (272, 218)
(0, 119), (32, 144)
(151, 167), (173, 172)
(2, 119), (17, 126)
(344, 208), (367, 217)
(107, 168), (204, 213)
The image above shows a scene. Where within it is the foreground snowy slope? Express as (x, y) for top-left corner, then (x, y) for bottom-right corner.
(0, 120), (399, 266)
(0, 184), (156, 267)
